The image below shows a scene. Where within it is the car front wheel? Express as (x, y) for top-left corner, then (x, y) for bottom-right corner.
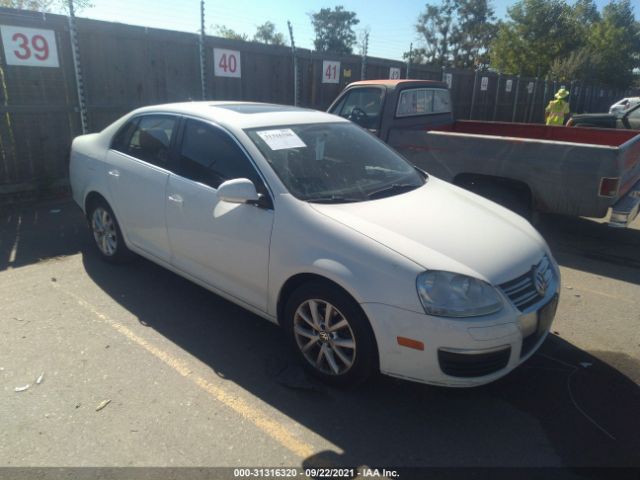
(283, 282), (378, 386)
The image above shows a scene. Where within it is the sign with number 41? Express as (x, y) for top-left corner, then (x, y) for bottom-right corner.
(1, 25), (59, 67)
(322, 60), (340, 84)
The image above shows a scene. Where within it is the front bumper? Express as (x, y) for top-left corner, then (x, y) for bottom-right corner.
(361, 288), (559, 387)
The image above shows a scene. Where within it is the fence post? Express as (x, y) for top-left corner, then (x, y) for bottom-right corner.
(469, 69), (479, 119)
(511, 75), (521, 122)
(67, 0), (87, 134)
(492, 73), (501, 121)
(199, 0), (206, 100)
(287, 21), (298, 106)
(360, 31), (369, 80)
(528, 77), (539, 123)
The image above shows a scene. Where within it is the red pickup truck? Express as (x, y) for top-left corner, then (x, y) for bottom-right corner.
(328, 80), (640, 227)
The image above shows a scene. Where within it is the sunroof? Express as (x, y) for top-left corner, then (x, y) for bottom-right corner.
(215, 104), (304, 114)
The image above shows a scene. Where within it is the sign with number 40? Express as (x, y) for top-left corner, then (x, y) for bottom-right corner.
(214, 48), (241, 78)
(0, 25), (59, 67)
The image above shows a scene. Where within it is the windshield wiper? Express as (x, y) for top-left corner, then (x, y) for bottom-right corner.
(367, 183), (419, 200)
(306, 196), (363, 204)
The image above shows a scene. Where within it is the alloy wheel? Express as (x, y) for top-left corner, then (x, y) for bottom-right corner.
(91, 207), (118, 256)
(293, 299), (357, 375)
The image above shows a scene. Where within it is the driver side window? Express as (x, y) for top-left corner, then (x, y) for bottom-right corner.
(178, 119), (262, 190)
(336, 88), (384, 129)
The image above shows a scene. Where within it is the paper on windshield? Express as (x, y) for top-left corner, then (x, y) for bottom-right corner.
(256, 129), (306, 150)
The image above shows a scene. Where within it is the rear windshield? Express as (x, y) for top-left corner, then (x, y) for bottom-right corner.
(396, 88), (452, 117)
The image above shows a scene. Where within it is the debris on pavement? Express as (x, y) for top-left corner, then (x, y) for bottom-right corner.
(50, 209), (61, 214)
(95, 399), (111, 412)
(15, 384), (30, 392)
(580, 362), (593, 368)
(35, 372), (45, 385)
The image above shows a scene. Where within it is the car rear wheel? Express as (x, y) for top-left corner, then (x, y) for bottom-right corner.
(283, 282), (378, 386)
(88, 199), (132, 264)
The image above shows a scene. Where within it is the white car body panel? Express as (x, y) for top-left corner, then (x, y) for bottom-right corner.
(105, 150), (172, 262)
(69, 101), (560, 387)
(165, 174), (274, 311)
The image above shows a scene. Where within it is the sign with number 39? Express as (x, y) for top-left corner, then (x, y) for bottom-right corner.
(214, 48), (241, 78)
(1, 25), (59, 67)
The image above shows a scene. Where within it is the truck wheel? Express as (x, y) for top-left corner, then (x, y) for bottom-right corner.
(283, 282), (378, 387)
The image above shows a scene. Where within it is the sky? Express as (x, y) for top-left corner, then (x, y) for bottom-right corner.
(80, 0), (629, 61)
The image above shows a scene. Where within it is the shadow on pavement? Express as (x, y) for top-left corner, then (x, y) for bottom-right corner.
(536, 214), (640, 285)
(80, 248), (640, 471)
(3, 199), (639, 472)
(0, 200), (88, 272)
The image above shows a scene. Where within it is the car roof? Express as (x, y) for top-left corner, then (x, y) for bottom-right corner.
(614, 97), (640, 104)
(129, 101), (348, 129)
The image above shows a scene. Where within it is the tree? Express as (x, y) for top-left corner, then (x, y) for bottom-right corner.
(490, 0), (639, 88)
(0, 0), (92, 12)
(253, 21), (286, 46)
(214, 25), (249, 42)
(489, 0), (582, 77)
(414, 0), (456, 66)
(548, 47), (597, 83)
(408, 0), (497, 68)
(310, 6), (359, 55)
(450, 0), (498, 68)
(584, 0), (640, 88)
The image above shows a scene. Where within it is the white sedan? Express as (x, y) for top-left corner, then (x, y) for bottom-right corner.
(70, 102), (560, 387)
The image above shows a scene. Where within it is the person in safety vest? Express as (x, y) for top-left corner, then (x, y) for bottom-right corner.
(545, 88), (570, 126)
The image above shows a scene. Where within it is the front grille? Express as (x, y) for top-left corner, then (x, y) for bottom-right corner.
(438, 347), (511, 378)
(499, 256), (553, 312)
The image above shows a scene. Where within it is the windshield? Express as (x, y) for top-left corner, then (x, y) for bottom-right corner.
(245, 122), (425, 202)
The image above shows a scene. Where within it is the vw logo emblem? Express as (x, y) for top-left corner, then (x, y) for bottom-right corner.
(533, 265), (548, 296)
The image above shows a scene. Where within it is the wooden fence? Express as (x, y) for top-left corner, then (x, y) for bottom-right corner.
(0, 7), (630, 194)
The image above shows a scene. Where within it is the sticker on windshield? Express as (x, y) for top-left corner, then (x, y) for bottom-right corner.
(256, 129), (306, 150)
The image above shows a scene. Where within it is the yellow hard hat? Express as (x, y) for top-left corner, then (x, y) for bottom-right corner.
(555, 88), (569, 99)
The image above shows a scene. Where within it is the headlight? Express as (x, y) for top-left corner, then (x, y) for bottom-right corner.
(416, 271), (503, 318)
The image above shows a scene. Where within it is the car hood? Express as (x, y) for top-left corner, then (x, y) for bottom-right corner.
(309, 177), (549, 285)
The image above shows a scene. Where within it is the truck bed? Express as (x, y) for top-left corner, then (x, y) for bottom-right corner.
(436, 120), (637, 148)
(389, 120), (640, 219)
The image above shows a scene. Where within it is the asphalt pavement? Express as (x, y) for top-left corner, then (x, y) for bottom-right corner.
(0, 199), (639, 477)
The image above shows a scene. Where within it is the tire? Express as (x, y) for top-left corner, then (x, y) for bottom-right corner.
(87, 199), (133, 264)
(283, 282), (378, 387)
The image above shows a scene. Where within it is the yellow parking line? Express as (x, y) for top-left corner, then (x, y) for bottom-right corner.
(54, 283), (315, 459)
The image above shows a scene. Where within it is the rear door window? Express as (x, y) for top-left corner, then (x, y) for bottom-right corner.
(122, 115), (177, 169)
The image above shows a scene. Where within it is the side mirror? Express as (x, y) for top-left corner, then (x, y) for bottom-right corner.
(217, 178), (259, 204)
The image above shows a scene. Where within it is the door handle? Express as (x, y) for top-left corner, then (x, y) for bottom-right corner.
(108, 169), (120, 177)
(168, 194), (183, 205)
